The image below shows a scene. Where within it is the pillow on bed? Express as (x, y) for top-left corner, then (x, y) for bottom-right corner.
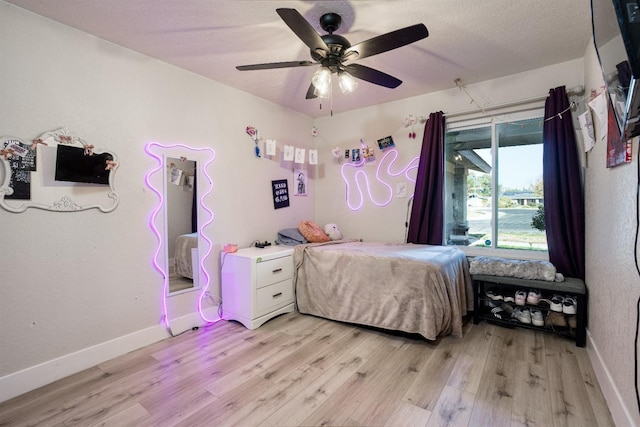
(275, 228), (308, 246)
(298, 220), (330, 243)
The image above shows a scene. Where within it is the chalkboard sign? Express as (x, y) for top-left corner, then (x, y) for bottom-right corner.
(3, 139), (36, 200)
(271, 179), (289, 209)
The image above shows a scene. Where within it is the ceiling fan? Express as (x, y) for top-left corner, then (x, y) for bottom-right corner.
(236, 8), (428, 99)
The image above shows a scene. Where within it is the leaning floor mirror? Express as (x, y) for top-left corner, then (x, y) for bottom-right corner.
(145, 142), (216, 307)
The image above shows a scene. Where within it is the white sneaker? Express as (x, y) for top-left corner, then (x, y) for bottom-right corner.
(527, 289), (541, 305)
(562, 296), (577, 314)
(485, 288), (503, 301)
(550, 294), (564, 312)
(503, 292), (515, 303)
(514, 307), (531, 324)
(531, 309), (544, 326)
(515, 290), (527, 306)
(491, 306), (506, 320)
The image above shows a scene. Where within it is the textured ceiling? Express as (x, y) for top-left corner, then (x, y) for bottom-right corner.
(4, 0), (593, 118)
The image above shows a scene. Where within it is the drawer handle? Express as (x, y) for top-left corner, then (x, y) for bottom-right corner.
(272, 268), (283, 273)
(272, 292), (283, 298)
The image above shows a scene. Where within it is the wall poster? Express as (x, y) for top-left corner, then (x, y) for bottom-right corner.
(294, 169), (307, 196)
(271, 179), (289, 209)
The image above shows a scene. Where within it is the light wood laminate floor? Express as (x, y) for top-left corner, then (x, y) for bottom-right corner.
(0, 312), (615, 426)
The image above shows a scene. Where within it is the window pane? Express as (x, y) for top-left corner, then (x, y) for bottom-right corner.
(496, 118), (547, 251)
(444, 115), (548, 253)
(445, 125), (492, 247)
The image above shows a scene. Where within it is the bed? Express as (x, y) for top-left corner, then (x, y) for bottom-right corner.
(293, 240), (473, 340)
(174, 232), (198, 279)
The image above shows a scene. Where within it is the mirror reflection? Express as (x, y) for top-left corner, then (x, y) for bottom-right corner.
(165, 156), (199, 294)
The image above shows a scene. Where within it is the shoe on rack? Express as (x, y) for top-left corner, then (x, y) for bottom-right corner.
(537, 298), (551, 309)
(485, 299), (500, 309)
(531, 309), (544, 327)
(515, 290), (527, 306)
(527, 289), (541, 305)
(513, 307), (532, 324)
(491, 306), (506, 320)
(486, 288), (503, 301)
(550, 294), (564, 312)
(567, 315), (577, 329)
(545, 311), (567, 328)
(503, 291), (516, 303)
(562, 296), (577, 315)
(500, 303), (514, 315)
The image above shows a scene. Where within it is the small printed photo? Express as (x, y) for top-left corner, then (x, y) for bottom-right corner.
(351, 149), (361, 162)
(169, 167), (183, 185)
(283, 145), (294, 161)
(294, 168), (307, 196)
(377, 136), (395, 151)
(184, 175), (194, 191)
(308, 149), (318, 165)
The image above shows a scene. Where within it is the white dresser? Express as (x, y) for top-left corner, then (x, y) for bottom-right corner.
(220, 246), (295, 329)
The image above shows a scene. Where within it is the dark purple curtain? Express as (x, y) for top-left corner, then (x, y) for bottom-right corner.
(543, 86), (585, 280)
(407, 111), (445, 245)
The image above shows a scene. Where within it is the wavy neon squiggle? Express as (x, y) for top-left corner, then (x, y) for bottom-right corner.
(144, 142), (217, 327)
(340, 149), (419, 211)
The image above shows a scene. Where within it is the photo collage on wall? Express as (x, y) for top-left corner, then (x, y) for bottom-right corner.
(2, 139), (36, 200)
(343, 138), (389, 166)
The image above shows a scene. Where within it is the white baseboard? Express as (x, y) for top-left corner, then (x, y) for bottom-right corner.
(586, 329), (638, 427)
(0, 308), (222, 404)
(167, 306), (221, 334)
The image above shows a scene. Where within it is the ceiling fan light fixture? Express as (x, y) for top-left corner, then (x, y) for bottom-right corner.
(338, 70), (358, 94)
(311, 67), (332, 98)
(313, 85), (331, 98)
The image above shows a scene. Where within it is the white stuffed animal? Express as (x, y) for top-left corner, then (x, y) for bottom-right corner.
(323, 223), (343, 241)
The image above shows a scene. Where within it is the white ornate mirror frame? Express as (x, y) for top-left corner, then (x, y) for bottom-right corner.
(144, 141), (216, 325)
(0, 128), (119, 213)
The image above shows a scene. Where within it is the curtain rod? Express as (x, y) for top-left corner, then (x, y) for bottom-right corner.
(444, 95), (547, 119)
(443, 86), (584, 120)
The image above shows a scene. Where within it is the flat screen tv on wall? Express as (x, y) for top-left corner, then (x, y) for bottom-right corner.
(54, 145), (112, 185)
(592, 0), (640, 139)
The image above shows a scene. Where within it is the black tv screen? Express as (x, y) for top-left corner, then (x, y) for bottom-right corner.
(55, 145), (112, 185)
(592, 0), (640, 138)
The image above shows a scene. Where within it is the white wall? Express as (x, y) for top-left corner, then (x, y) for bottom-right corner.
(0, 1), (314, 402)
(583, 40), (640, 427)
(312, 60), (585, 243)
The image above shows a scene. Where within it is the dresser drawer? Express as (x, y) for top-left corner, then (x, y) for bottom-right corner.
(255, 279), (294, 316)
(256, 256), (293, 288)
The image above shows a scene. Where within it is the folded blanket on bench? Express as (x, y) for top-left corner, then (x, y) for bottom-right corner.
(469, 256), (564, 282)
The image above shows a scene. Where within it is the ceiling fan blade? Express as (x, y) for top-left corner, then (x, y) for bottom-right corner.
(344, 64), (402, 88)
(343, 24), (428, 61)
(305, 82), (318, 99)
(276, 8), (330, 53)
(236, 60), (316, 71)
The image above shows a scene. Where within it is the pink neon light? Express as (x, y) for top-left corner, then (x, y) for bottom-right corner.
(144, 141), (218, 326)
(340, 148), (419, 211)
